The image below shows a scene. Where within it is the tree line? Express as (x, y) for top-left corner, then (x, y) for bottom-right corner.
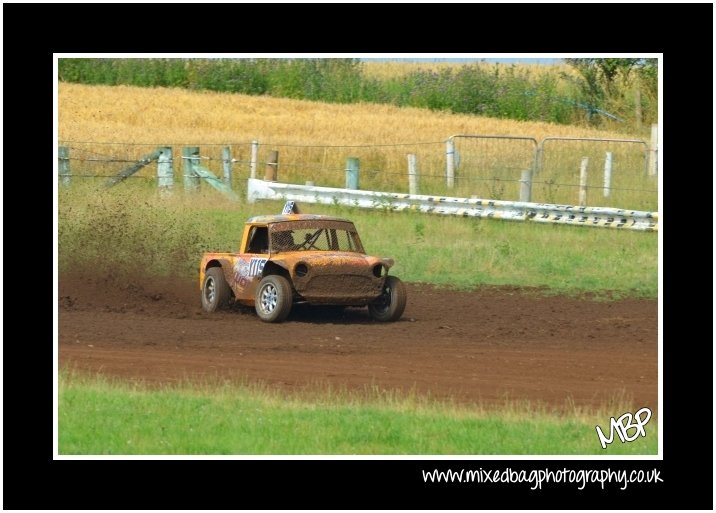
(58, 58), (657, 132)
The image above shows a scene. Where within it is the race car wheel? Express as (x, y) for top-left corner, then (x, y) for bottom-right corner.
(368, 275), (407, 322)
(255, 275), (293, 323)
(202, 267), (230, 312)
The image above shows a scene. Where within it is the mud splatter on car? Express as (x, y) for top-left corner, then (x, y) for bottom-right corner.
(199, 202), (407, 323)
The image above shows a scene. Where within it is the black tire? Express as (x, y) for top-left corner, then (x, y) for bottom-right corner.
(201, 267), (231, 312)
(255, 275), (293, 323)
(368, 276), (407, 322)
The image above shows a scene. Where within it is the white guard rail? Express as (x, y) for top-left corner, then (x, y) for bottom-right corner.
(247, 178), (658, 232)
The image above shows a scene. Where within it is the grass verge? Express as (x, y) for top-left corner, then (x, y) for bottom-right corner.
(59, 372), (657, 456)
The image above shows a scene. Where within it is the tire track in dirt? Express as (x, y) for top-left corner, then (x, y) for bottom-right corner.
(59, 274), (658, 410)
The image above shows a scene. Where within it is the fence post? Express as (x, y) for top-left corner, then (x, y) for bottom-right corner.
(407, 153), (419, 195)
(264, 150), (279, 181)
(222, 146), (232, 187)
(579, 157), (589, 206)
(519, 169), (532, 202)
(58, 146), (70, 186)
(157, 146), (173, 194)
(647, 123), (658, 176)
(534, 142), (544, 176)
(183, 146), (200, 191)
(603, 152), (612, 198)
(345, 157), (360, 190)
(250, 140), (259, 179)
(446, 138), (455, 188)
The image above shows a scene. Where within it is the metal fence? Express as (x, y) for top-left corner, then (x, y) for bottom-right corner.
(249, 139), (447, 194)
(447, 135), (656, 211)
(535, 137), (654, 211)
(58, 131), (657, 212)
(448, 135), (538, 201)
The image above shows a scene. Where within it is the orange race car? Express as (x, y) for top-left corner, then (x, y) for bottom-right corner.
(199, 202), (407, 323)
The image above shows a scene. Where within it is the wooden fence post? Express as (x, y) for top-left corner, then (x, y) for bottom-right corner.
(648, 124), (658, 176)
(345, 157), (359, 190)
(534, 143), (544, 176)
(603, 152), (612, 198)
(222, 146), (232, 187)
(579, 157), (589, 206)
(59, 146), (70, 186)
(446, 138), (455, 188)
(264, 150), (279, 181)
(519, 169), (532, 202)
(106, 148), (162, 188)
(250, 140), (259, 179)
(407, 153), (419, 195)
(157, 146), (173, 194)
(183, 146), (200, 191)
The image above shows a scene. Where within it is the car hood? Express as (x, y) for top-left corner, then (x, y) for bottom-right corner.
(269, 252), (394, 271)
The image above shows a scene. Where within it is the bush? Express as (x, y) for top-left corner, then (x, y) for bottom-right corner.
(58, 184), (211, 279)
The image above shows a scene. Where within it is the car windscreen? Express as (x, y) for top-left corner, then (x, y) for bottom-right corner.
(269, 221), (365, 253)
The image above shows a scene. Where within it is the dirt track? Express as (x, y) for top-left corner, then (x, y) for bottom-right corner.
(58, 274), (657, 410)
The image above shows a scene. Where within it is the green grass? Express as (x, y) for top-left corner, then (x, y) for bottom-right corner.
(59, 373), (657, 455)
(335, 205), (657, 297)
(58, 184), (657, 297)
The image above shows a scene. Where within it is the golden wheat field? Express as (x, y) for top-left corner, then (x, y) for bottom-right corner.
(59, 82), (629, 145)
(58, 83), (655, 209)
